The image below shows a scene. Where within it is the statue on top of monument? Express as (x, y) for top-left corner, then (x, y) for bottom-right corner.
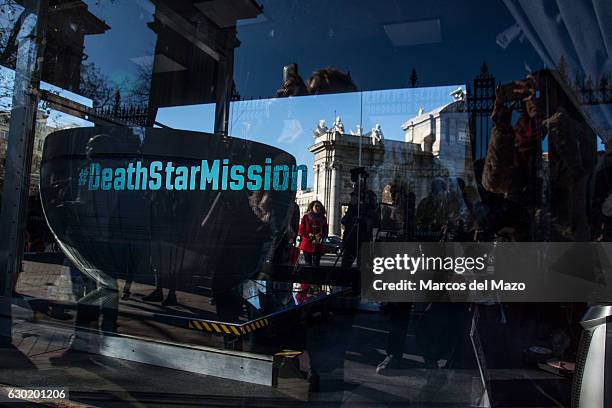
(313, 119), (328, 138)
(332, 116), (345, 135)
(371, 123), (384, 145)
(350, 125), (364, 136)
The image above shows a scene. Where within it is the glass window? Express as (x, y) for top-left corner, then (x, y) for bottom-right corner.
(0, 1), (610, 405)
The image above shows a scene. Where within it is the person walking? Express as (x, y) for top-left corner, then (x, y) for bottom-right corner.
(298, 200), (328, 267)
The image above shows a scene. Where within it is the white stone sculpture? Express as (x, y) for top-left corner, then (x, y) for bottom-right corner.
(350, 125), (363, 136)
(371, 123), (384, 145)
(313, 119), (328, 137)
(332, 116), (344, 134)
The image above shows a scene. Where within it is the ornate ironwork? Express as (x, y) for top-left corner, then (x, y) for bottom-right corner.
(466, 62), (496, 160)
(91, 104), (149, 126)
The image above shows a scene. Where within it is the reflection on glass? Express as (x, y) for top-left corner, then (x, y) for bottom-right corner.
(1, 0), (611, 405)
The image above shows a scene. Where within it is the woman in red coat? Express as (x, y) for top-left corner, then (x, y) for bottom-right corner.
(298, 200), (328, 266)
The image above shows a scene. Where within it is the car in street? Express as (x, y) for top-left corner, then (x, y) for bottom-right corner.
(323, 236), (343, 255)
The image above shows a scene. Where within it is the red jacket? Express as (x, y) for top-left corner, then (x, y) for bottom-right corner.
(298, 213), (328, 253)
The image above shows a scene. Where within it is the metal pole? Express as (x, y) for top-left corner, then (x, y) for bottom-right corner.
(214, 36), (235, 136)
(214, 55), (232, 135)
(0, 0), (48, 345)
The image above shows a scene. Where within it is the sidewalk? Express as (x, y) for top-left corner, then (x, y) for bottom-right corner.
(18, 259), (73, 302)
(17, 259), (233, 323)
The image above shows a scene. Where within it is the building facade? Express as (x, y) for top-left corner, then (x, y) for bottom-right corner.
(297, 94), (474, 237)
(402, 91), (473, 183)
(297, 122), (451, 236)
(0, 110), (72, 195)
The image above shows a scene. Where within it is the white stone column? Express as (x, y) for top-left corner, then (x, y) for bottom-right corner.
(314, 164), (319, 197)
(329, 161), (342, 236)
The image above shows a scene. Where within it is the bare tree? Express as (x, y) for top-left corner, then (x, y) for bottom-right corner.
(125, 61), (152, 107)
(0, 67), (14, 110)
(0, 1), (24, 111)
(0, 1), (24, 68)
(80, 61), (117, 109)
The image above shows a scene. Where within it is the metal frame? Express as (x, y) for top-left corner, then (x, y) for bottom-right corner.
(17, 280), (349, 338)
(469, 306), (492, 408)
(39, 90), (171, 128)
(572, 305), (612, 408)
(0, 0), (48, 344)
(70, 327), (277, 387)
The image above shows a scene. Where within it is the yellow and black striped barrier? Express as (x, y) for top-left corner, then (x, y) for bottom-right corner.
(274, 350), (303, 358)
(187, 318), (270, 336)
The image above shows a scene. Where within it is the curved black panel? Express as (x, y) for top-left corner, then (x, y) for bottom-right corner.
(40, 127), (296, 292)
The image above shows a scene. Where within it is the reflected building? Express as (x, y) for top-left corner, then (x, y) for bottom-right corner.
(402, 88), (472, 182)
(297, 92), (473, 237)
(0, 110), (73, 195)
(43, 0), (110, 94)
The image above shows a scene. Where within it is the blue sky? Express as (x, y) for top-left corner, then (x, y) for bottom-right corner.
(156, 85), (462, 186)
(0, 58), (603, 181)
(0, 61), (460, 168)
(0, 0), (607, 196)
